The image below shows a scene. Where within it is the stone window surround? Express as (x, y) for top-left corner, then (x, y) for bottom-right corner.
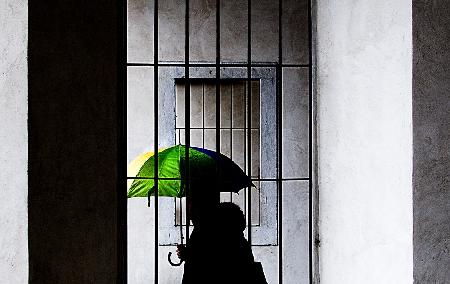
(157, 66), (278, 246)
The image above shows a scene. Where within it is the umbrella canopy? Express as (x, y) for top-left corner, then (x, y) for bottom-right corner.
(127, 145), (253, 198)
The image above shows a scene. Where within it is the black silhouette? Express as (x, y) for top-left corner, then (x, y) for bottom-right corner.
(179, 198), (267, 284)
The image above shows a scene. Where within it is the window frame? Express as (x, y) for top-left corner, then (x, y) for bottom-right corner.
(156, 66), (278, 245)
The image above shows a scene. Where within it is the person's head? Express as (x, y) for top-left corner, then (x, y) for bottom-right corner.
(187, 181), (219, 226)
(217, 202), (246, 232)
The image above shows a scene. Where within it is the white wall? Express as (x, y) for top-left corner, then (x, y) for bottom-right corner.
(316, 0), (413, 283)
(0, 0), (28, 283)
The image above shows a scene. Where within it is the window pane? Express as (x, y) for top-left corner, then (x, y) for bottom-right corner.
(175, 84), (185, 128)
(232, 129), (245, 170)
(251, 129), (260, 178)
(190, 129), (203, 148)
(220, 129), (231, 157)
(251, 182), (261, 226)
(232, 82), (246, 128)
(190, 83), (203, 128)
(220, 83), (232, 128)
(204, 84), (216, 128)
(204, 129), (216, 151)
(251, 81), (260, 128)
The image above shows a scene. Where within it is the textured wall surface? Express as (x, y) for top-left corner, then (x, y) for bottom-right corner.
(0, 1), (28, 283)
(317, 0), (413, 283)
(413, 1), (450, 283)
(28, 1), (121, 283)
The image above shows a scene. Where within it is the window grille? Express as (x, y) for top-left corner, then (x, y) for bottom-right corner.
(124, 0), (313, 283)
(174, 80), (261, 227)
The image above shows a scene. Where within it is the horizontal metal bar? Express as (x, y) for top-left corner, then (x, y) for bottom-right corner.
(176, 127), (259, 130)
(127, 177), (310, 181)
(127, 62), (310, 68)
(175, 77), (259, 83)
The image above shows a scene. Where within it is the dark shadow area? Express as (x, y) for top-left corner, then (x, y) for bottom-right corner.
(28, 1), (125, 283)
(180, 198), (267, 284)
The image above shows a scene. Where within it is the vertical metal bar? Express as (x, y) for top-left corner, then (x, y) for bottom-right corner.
(216, 0), (221, 186)
(230, 83), (233, 202)
(246, 0), (252, 245)
(153, 0), (159, 282)
(243, 84), (247, 216)
(278, 0), (283, 283)
(180, 196), (183, 244)
(308, 0), (314, 282)
(202, 83), (205, 148)
(118, 0), (127, 281)
(185, 0), (191, 244)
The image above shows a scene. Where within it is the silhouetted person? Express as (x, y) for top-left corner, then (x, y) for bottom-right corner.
(179, 200), (267, 284)
(178, 182), (220, 284)
(215, 202), (257, 283)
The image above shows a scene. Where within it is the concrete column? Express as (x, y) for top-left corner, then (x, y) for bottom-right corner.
(316, 1), (413, 283)
(28, 1), (123, 283)
(0, 1), (28, 283)
(413, 1), (450, 282)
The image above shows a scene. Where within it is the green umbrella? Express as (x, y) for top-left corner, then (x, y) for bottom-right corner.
(127, 144), (253, 198)
(127, 145), (254, 266)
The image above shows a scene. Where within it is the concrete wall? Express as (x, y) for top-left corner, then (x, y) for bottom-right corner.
(316, 0), (413, 283)
(413, 1), (450, 283)
(0, 1), (28, 283)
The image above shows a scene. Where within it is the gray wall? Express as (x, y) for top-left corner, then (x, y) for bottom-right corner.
(0, 0), (28, 283)
(317, 0), (413, 282)
(28, 1), (123, 283)
(413, 1), (450, 283)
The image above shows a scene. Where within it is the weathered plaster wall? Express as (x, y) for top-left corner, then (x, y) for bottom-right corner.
(0, 1), (28, 283)
(317, 0), (413, 283)
(413, 1), (450, 283)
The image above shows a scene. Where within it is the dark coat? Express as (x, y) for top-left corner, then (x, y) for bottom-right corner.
(181, 225), (266, 284)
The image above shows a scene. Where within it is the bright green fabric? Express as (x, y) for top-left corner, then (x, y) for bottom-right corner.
(127, 145), (215, 198)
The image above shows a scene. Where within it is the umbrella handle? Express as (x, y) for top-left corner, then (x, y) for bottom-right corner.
(168, 252), (183, 266)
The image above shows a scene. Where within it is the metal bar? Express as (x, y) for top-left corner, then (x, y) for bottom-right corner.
(176, 78), (259, 84)
(202, 83), (205, 148)
(185, 0), (191, 245)
(308, 0), (314, 282)
(127, 62), (310, 68)
(127, 177), (311, 181)
(278, 0), (283, 282)
(153, 0), (159, 282)
(176, 126), (259, 130)
(246, 0), (252, 245)
(118, 0), (127, 281)
(179, 197), (184, 244)
(243, 81), (247, 221)
(230, 83), (233, 202)
(216, 0), (221, 202)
